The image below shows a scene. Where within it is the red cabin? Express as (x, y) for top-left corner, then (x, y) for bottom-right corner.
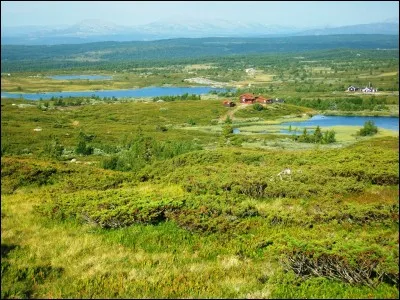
(255, 96), (269, 104)
(239, 93), (256, 104)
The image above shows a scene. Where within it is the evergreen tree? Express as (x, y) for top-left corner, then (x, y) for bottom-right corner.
(298, 128), (309, 142)
(313, 126), (323, 143)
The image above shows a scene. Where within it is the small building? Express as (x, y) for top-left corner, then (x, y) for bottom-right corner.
(223, 100), (235, 107)
(347, 86), (359, 92)
(361, 87), (377, 93)
(239, 93), (256, 104)
(255, 96), (273, 104)
(347, 85), (377, 93)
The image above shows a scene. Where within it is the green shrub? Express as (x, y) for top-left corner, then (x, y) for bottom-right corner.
(1, 261), (64, 299)
(224, 115), (232, 124)
(78, 131), (96, 142)
(253, 103), (264, 111)
(358, 120), (378, 136)
(1, 142), (9, 156)
(156, 125), (168, 132)
(101, 136), (202, 172)
(101, 155), (119, 170)
(294, 127), (336, 144)
(222, 125), (233, 138)
(44, 137), (64, 159)
(75, 140), (93, 155)
(322, 130), (336, 144)
(187, 118), (196, 126)
(36, 189), (185, 229)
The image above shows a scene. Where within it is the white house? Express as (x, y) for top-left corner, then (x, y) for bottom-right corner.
(347, 86), (359, 92)
(361, 87), (377, 93)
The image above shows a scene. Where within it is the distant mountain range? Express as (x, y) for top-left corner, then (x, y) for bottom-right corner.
(1, 18), (399, 45)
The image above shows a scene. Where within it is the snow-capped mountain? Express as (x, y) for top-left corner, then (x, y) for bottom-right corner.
(137, 18), (300, 37)
(33, 19), (127, 37)
(62, 19), (123, 36)
(1, 18), (399, 45)
(295, 22), (399, 36)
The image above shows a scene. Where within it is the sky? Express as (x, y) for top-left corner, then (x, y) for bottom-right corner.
(1, 1), (399, 28)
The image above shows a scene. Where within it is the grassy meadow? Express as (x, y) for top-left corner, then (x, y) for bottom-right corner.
(1, 47), (399, 299)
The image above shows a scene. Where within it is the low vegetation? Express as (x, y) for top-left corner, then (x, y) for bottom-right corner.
(1, 44), (399, 299)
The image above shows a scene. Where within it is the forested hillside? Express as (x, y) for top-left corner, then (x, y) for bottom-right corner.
(1, 35), (398, 72)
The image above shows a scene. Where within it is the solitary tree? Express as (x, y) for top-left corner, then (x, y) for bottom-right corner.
(313, 126), (323, 143)
(222, 124), (234, 138)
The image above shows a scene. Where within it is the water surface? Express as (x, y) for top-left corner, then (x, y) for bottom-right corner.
(48, 75), (113, 80)
(280, 115), (398, 132)
(1, 86), (227, 101)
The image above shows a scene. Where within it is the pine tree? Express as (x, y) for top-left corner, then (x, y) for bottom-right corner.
(313, 126), (323, 143)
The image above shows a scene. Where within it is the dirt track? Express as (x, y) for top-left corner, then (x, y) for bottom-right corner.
(219, 103), (248, 122)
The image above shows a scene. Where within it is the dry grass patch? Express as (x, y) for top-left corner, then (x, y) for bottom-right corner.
(135, 183), (186, 198)
(377, 71), (398, 77)
(183, 64), (217, 71)
(218, 255), (242, 269)
(252, 73), (275, 82)
(343, 186), (399, 205)
(242, 288), (271, 299)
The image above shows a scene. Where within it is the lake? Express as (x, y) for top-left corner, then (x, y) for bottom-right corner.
(1, 86), (227, 101)
(280, 115), (399, 132)
(48, 75), (113, 80)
